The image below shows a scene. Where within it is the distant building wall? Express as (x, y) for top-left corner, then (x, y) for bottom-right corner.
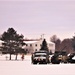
(23, 39), (55, 54)
(0, 40), (3, 46)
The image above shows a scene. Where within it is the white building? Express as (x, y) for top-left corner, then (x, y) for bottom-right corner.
(23, 39), (55, 54)
(0, 40), (3, 46)
(0, 40), (3, 54)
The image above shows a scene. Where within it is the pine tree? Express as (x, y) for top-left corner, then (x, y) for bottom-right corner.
(40, 39), (49, 52)
(0, 28), (25, 60)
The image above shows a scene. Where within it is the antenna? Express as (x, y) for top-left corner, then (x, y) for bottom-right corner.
(41, 34), (45, 40)
(42, 34), (44, 39)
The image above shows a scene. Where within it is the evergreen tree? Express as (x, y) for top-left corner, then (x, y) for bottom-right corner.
(0, 28), (25, 60)
(72, 36), (75, 52)
(40, 39), (49, 51)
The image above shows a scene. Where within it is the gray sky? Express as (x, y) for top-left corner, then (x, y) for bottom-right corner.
(0, 0), (75, 40)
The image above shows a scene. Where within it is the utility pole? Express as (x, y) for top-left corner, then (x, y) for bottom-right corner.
(41, 34), (45, 40)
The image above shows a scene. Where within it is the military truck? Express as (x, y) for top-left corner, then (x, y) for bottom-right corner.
(31, 50), (49, 64)
(51, 51), (61, 64)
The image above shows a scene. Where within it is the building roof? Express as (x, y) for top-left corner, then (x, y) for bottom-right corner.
(24, 40), (54, 44)
(24, 41), (38, 44)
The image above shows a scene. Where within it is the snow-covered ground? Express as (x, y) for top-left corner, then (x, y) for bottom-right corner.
(0, 54), (75, 75)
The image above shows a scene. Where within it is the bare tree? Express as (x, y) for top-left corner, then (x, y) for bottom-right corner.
(50, 35), (58, 43)
(55, 39), (61, 51)
(50, 35), (61, 51)
(60, 39), (73, 53)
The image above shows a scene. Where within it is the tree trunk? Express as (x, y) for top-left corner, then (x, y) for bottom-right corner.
(9, 53), (11, 60)
(15, 53), (18, 60)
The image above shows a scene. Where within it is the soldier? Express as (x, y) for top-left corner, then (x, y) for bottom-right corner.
(21, 53), (24, 61)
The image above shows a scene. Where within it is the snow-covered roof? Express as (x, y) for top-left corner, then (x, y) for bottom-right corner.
(0, 40), (4, 43)
(24, 41), (38, 44)
(24, 40), (54, 45)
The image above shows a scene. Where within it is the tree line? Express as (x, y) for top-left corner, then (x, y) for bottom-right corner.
(50, 35), (75, 54)
(0, 28), (75, 60)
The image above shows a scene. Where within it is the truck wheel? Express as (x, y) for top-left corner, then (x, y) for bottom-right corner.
(33, 62), (37, 64)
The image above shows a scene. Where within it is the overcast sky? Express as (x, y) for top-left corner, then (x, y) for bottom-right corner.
(0, 0), (75, 40)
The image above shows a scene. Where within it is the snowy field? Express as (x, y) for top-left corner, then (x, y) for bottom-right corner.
(0, 54), (75, 75)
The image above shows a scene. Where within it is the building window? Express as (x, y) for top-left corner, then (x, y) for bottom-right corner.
(26, 44), (28, 46)
(26, 49), (28, 51)
(35, 44), (37, 47)
(35, 49), (37, 51)
(40, 44), (42, 47)
(30, 44), (32, 47)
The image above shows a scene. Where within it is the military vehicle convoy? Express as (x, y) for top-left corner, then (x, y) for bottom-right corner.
(31, 50), (75, 64)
